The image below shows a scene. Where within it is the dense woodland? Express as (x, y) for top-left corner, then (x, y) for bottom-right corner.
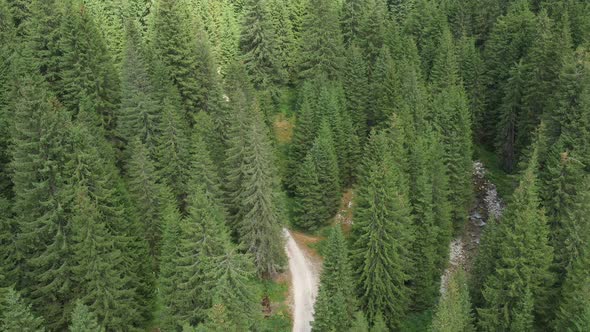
(0, 0), (589, 331)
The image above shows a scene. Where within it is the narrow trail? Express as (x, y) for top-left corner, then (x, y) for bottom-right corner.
(440, 161), (505, 294)
(284, 228), (320, 332)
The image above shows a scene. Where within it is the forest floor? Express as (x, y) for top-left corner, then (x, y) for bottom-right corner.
(440, 161), (506, 295)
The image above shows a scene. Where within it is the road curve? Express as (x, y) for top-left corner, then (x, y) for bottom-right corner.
(284, 228), (319, 332)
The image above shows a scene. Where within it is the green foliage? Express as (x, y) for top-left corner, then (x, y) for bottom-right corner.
(430, 270), (474, 332)
(351, 130), (413, 329)
(312, 226), (356, 331)
(298, 0), (344, 80)
(0, 287), (44, 332)
(69, 300), (103, 332)
(477, 149), (554, 331)
(310, 121), (341, 219)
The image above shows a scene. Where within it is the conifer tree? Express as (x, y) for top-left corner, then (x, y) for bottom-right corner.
(286, 84), (319, 192)
(240, 0), (284, 90)
(430, 270), (475, 332)
(342, 0), (363, 47)
(409, 133), (451, 310)
(350, 311), (369, 332)
(0, 287), (44, 332)
(351, 130), (413, 329)
(496, 61), (525, 172)
(268, 0), (296, 79)
(58, 0), (120, 134)
(357, 0), (388, 68)
(312, 226), (356, 331)
(152, 0), (214, 122)
(118, 21), (160, 153)
(343, 45), (369, 139)
(553, 242), (590, 331)
(299, 0), (344, 80)
(126, 138), (164, 270)
(456, 34), (485, 143)
(69, 300), (103, 332)
(293, 153), (324, 230)
(310, 121), (341, 219)
(234, 108), (285, 276)
(68, 125), (140, 331)
(9, 64), (75, 329)
(156, 102), (191, 212)
(477, 149), (553, 331)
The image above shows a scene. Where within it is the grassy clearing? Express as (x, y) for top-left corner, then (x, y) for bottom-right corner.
(473, 144), (517, 199)
(256, 278), (291, 332)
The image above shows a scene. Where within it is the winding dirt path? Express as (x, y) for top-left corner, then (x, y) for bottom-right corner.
(284, 228), (320, 332)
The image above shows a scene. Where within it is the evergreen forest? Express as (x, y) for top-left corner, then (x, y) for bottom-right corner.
(0, 0), (589, 331)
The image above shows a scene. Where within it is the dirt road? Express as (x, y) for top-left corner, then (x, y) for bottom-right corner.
(284, 228), (319, 332)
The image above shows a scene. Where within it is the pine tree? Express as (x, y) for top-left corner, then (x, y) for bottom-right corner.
(240, 0), (284, 90)
(342, 0), (363, 47)
(310, 121), (341, 219)
(477, 149), (553, 331)
(268, 0), (296, 80)
(69, 300), (103, 332)
(312, 226), (356, 331)
(456, 34), (485, 143)
(293, 153), (324, 230)
(299, 0), (344, 80)
(351, 130), (413, 329)
(0, 287), (44, 332)
(430, 270), (475, 332)
(357, 0), (388, 68)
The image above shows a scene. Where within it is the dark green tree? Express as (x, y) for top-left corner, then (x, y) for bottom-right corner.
(477, 150), (553, 331)
(58, 0), (120, 134)
(293, 153), (324, 230)
(126, 138), (164, 271)
(310, 121), (341, 219)
(553, 241), (590, 331)
(298, 0), (344, 80)
(117, 21), (160, 154)
(349, 311), (369, 332)
(312, 226), (356, 331)
(240, 0), (284, 90)
(351, 130), (413, 329)
(343, 45), (369, 139)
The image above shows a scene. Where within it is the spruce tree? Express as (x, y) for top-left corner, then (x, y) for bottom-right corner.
(117, 20), (160, 153)
(293, 153), (324, 230)
(350, 312), (370, 332)
(351, 130), (413, 329)
(9, 64), (75, 329)
(126, 138), (164, 271)
(156, 102), (191, 213)
(240, 0), (284, 90)
(68, 125), (140, 331)
(268, 0), (296, 80)
(312, 226), (356, 331)
(69, 300), (103, 332)
(477, 149), (553, 331)
(234, 107), (285, 276)
(0, 287), (44, 332)
(343, 44), (369, 139)
(299, 0), (344, 80)
(430, 270), (475, 332)
(342, 0), (363, 47)
(58, 0), (120, 134)
(310, 121), (341, 220)
(553, 242), (590, 331)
